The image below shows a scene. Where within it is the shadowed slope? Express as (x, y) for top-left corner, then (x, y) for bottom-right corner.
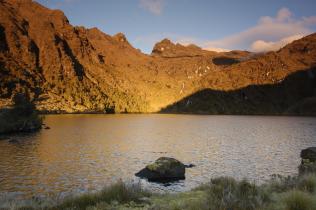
(160, 68), (316, 115)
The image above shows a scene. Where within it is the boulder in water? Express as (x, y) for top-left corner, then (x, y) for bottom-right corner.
(135, 157), (185, 182)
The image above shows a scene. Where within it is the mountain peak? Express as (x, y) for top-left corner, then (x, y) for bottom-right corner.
(152, 38), (175, 55)
(113, 32), (128, 43)
(151, 38), (208, 57)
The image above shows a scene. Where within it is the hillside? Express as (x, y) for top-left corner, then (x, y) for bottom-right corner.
(0, 0), (315, 114)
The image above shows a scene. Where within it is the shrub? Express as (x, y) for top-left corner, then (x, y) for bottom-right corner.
(207, 177), (270, 210)
(298, 174), (316, 193)
(57, 181), (150, 210)
(266, 174), (298, 193)
(0, 93), (42, 134)
(283, 190), (316, 210)
(12, 93), (36, 116)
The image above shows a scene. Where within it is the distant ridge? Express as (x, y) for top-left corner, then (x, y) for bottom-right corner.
(0, 0), (315, 114)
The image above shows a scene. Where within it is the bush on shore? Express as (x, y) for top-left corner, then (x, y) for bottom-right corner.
(55, 181), (151, 210)
(0, 93), (42, 134)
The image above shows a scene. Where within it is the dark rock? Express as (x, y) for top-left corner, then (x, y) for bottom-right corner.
(301, 147), (316, 161)
(135, 157), (185, 182)
(44, 126), (50, 129)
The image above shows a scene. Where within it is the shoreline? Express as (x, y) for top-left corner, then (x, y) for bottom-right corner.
(38, 110), (316, 117)
(1, 167), (315, 210)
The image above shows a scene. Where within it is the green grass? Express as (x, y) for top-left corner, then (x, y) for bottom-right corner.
(283, 190), (316, 210)
(2, 162), (316, 210)
(205, 177), (270, 210)
(54, 181), (151, 210)
(298, 174), (316, 193)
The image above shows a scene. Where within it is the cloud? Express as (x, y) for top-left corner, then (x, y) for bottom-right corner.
(134, 8), (316, 53)
(202, 8), (316, 52)
(139, 0), (164, 15)
(202, 47), (230, 52)
(250, 34), (304, 52)
(175, 37), (230, 52)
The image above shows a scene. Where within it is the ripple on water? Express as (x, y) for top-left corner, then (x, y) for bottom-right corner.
(0, 115), (316, 199)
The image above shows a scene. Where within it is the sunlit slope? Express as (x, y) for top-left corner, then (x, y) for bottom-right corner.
(0, 0), (315, 114)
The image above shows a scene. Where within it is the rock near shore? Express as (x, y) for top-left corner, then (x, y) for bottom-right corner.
(135, 157), (185, 182)
(301, 147), (316, 162)
(299, 147), (316, 174)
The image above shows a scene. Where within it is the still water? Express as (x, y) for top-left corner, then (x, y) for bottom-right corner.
(0, 114), (316, 199)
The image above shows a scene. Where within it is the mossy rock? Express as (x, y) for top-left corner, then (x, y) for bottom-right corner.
(135, 157), (185, 182)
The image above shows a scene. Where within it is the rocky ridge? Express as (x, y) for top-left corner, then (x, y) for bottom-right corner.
(0, 0), (315, 114)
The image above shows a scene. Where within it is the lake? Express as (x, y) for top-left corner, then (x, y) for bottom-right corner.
(0, 114), (316, 200)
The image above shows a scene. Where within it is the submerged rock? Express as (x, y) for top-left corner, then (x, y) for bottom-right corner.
(185, 163), (196, 168)
(135, 157), (185, 182)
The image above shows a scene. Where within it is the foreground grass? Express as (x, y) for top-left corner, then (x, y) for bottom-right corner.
(2, 169), (316, 210)
(55, 181), (151, 210)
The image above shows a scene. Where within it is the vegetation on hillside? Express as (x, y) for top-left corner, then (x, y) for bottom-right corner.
(0, 93), (42, 134)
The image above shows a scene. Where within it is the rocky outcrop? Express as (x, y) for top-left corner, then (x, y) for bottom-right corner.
(299, 147), (316, 174)
(135, 157), (185, 182)
(151, 39), (210, 58)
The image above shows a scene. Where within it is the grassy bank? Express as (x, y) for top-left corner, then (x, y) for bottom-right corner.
(2, 163), (316, 210)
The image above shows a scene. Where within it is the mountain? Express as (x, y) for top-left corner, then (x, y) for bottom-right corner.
(0, 0), (315, 114)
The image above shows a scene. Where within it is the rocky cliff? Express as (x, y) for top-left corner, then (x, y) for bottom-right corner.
(0, 0), (315, 114)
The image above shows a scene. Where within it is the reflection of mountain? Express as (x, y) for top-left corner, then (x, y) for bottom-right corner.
(0, 0), (316, 115)
(160, 69), (316, 115)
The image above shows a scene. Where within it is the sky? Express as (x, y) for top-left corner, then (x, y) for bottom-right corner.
(36, 0), (316, 54)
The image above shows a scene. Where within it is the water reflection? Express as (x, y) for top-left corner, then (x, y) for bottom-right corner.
(0, 114), (316, 199)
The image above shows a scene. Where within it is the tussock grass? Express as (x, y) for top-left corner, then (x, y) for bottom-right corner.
(2, 165), (316, 210)
(55, 181), (151, 210)
(283, 190), (316, 210)
(206, 177), (270, 210)
(298, 174), (316, 193)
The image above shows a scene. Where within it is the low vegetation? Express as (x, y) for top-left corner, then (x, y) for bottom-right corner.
(2, 162), (316, 210)
(0, 93), (42, 134)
